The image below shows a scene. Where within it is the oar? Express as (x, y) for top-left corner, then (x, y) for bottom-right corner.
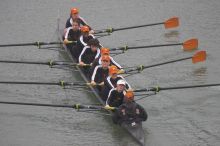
(110, 38), (198, 52)
(0, 60), (90, 67)
(0, 41), (76, 48)
(95, 17), (179, 34)
(134, 83), (220, 93)
(0, 81), (87, 88)
(0, 101), (114, 110)
(0, 81), (103, 88)
(122, 50), (206, 74)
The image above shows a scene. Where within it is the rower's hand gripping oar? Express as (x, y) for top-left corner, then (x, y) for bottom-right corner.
(134, 83), (220, 93)
(94, 17), (179, 34)
(0, 41), (76, 48)
(110, 38), (198, 54)
(121, 50), (206, 74)
(0, 60), (91, 68)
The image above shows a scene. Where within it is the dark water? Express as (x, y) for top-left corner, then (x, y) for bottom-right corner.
(0, 0), (220, 145)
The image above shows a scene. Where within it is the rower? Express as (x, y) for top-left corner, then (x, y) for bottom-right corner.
(76, 25), (95, 59)
(101, 65), (131, 101)
(65, 7), (93, 33)
(112, 91), (148, 125)
(79, 38), (100, 66)
(91, 48), (123, 71)
(63, 19), (81, 58)
(105, 79), (126, 108)
(90, 55), (110, 90)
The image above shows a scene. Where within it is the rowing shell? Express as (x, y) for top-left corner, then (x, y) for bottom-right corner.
(57, 26), (145, 146)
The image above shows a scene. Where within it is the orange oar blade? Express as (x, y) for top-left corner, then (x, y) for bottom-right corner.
(183, 38), (198, 51)
(192, 50), (206, 63)
(164, 17), (179, 29)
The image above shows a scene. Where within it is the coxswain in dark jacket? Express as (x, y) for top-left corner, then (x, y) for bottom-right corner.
(112, 91), (148, 125)
(91, 48), (123, 72)
(101, 65), (131, 101)
(75, 25), (95, 59)
(65, 8), (93, 32)
(105, 79), (126, 108)
(63, 19), (81, 59)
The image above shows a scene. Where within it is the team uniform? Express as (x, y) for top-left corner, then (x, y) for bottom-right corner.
(64, 27), (81, 58)
(106, 88), (125, 107)
(105, 75), (130, 89)
(101, 75), (130, 101)
(76, 34), (95, 59)
(65, 27), (81, 41)
(91, 65), (109, 84)
(79, 46), (100, 64)
(65, 17), (92, 29)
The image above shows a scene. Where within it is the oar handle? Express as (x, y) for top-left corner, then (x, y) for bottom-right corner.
(134, 87), (156, 92)
(38, 41), (76, 46)
(73, 104), (104, 110)
(94, 28), (114, 34)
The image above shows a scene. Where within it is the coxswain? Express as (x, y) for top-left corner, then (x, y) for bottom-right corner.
(105, 79), (126, 108)
(90, 55), (110, 89)
(63, 19), (81, 58)
(75, 25), (95, 59)
(79, 38), (100, 66)
(65, 7), (93, 32)
(112, 91), (148, 126)
(101, 65), (131, 101)
(91, 48), (123, 71)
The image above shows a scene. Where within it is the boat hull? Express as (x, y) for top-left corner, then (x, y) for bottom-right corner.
(57, 29), (145, 146)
